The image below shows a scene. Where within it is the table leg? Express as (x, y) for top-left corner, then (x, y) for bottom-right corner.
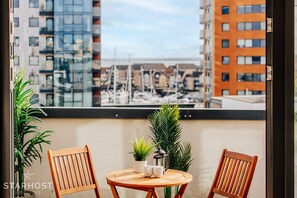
(145, 188), (159, 198)
(152, 188), (159, 198)
(109, 185), (120, 198)
(146, 190), (153, 198)
(174, 184), (188, 198)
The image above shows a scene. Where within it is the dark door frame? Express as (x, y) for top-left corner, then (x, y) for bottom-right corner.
(0, 0), (13, 197)
(266, 0), (294, 197)
(0, 0), (295, 197)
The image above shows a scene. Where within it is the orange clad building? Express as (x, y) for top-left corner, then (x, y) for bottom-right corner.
(201, 0), (266, 98)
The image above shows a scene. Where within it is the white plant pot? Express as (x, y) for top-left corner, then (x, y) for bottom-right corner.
(134, 160), (147, 173)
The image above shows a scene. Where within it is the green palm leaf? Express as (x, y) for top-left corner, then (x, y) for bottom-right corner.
(149, 104), (193, 198)
(14, 70), (53, 196)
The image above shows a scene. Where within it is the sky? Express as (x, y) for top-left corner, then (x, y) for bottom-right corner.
(101, 0), (200, 66)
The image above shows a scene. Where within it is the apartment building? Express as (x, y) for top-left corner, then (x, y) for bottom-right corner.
(13, 0), (101, 107)
(200, 0), (266, 98)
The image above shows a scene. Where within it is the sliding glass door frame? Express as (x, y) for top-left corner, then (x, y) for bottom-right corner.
(0, 0), (13, 197)
(266, 0), (294, 197)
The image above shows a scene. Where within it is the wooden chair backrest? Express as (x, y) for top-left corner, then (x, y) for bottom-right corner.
(48, 145), (101, 198)
(208, 149), (258, 198)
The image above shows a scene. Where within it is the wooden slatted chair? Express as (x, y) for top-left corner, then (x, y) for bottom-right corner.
(48, 145), (101, 198)
(208, 149), (258, 198)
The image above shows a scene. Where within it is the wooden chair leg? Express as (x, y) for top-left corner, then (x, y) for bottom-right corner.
(110, 185), (120, 198)
(174, 184), (188, 198)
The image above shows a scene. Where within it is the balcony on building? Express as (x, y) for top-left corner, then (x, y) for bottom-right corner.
(199, 0), (204, 9)
(40, 27), (54, 35)
(200, 14), (204, 24)
(39, 86), (54, 93)
(39, 4), (53, 16)
(93, 60), (101, 71)
(206, 61), (212, 69)
(199, 29), (204, 39)
(39, 68), (54, 74)
(93, 43), (101, 54)
(40, 47), (54, 54)
(93, 7), (101, 19)
(93, 25), (101, 37)
(199, 45), (204, 54)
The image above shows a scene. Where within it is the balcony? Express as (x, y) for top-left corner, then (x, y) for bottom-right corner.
(93, 25), (101, 36)
(199, 29), (204, 39)
(200, 14), (204, 24)
(39, 86), (53, 93)
(199, 45), (204, 54)
(39, 68), (53, 74)
(93, 42), (101, 54)
(30, 117), (265, 197)
(93, 60), (101, 71)
(39, 5), (53, 16)
(93, 7), (101, 19)
(39, 47), (54, 54)
(199, 0), (204, 9)
(40, 27), (54, 35)
(206, 61), (212, 69)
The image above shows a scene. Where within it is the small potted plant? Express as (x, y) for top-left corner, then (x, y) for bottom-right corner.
(131, 137), (156, 172)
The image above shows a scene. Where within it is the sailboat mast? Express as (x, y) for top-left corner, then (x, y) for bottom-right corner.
(128, 54), (132, 104)
(113, 48), (117, 105)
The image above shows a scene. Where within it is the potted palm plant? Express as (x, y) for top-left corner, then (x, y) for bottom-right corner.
(14, 71), (53, 197)
(148, 104), (193, 198)
(131, 137), (156, 172)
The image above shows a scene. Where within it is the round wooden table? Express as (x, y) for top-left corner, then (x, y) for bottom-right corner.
(106, 169), (192, 198)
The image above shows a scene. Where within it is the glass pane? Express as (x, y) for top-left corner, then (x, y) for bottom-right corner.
(13, 0), (266, 110)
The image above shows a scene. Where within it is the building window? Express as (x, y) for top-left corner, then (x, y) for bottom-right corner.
(222, 40), (229, 48)
(74, 0), (83, 4)
(222, 56), (230, 65)
(245, 22), (252, 30)
(222, 89), (230, 96)
(14, 56), (19, 66)
(237, 6), (244, 14)
(237, 90), (260, 95)
(14, 0), (19, 8)
(64, 0), (73, 5)
(29, 37), (39, 46)
(245, 5), (252, 13)
(222, 73), (229, 82)
(46, 37), (54, 50)
(237, 4), (265, 14)
(74, 15), (83, 24)
(64, 15), (73, 24)
(14, 37), (19, 46)
(222, 23), (230, 31)
(237, 39), (266, 48)
(29, 56), (39, 66)
(29, 17), (39, 27)
(29, 0), (39, 8)
(237, 22), (244, 31)
(237, 73), (265, 82)
(222, 6), (229, 14)
(237, 56), (265, 65)
(29, 73), (39, 85)
(46, 94), (54, 106)
(237, 22), (265, 31)
(14, 17), (19, 27)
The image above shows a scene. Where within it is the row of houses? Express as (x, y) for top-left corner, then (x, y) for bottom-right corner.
(100, 63), (204, 94)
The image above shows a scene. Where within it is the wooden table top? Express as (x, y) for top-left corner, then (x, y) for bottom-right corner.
(106, 169), (192, 188)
